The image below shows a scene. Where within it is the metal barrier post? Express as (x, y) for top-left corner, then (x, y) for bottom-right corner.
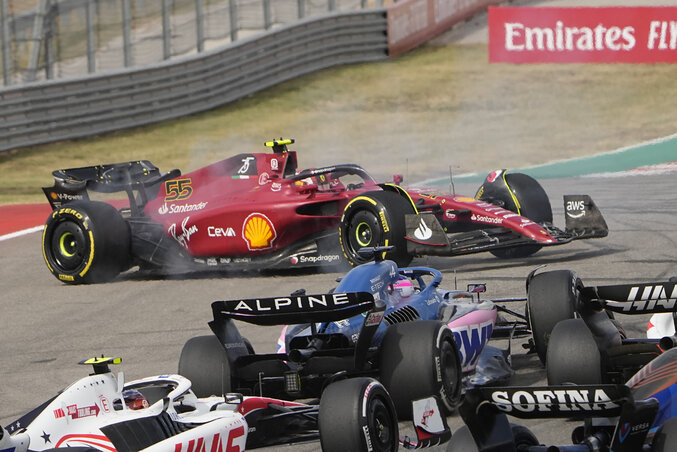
(85, 0), (96, 73)
(196, 0), (204, 51)
(0, 0), (11, 85)
(122, 0), (132, 67)
(162, 0), (171, 59)
(27, 0), (50, 81)
(45, 3), (54, 79)
(229, 0), (237, 42)
(263, 0), (271, 30)
(298, 0), (305, 19)
(329, 0), (335, 11)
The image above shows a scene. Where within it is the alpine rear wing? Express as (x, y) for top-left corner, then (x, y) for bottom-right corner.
(211, 292), (375, 326)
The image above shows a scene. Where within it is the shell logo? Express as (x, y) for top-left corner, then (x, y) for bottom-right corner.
(243, 213), (277, 250)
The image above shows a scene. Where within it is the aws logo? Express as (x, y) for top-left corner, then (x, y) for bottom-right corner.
(243, 213), (277, 250)
(566, 199), (586, 219)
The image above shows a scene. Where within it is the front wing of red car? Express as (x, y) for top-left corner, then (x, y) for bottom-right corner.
(404, 195), (608, 257)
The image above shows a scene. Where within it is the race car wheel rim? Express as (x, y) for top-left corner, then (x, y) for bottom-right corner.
(346, 210), (381, 260)
(368, 397), (395, 449)
(355, 222), (373, 247)
(59, 231), (77, 257)
(51, 222), (87, 271)
(439, 338), (461, 407)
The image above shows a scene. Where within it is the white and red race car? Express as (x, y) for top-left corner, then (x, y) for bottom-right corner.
(0, 357), (450, 452)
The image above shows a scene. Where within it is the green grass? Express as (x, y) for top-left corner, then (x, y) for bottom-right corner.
(3, 42), (677, 205)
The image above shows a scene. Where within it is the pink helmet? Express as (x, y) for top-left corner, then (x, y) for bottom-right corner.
(393, 278), (415, 297)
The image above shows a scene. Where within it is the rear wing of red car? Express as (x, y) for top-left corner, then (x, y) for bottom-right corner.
(42, 160), (180, 214)
(211, 292), (375, 326)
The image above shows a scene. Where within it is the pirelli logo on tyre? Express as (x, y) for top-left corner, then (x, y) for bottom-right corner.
(54, 207), (83, 221)
(379, 211), (390, 233)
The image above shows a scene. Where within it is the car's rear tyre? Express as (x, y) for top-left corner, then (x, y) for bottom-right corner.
(319, 377), (398, 452)
(652, 417), (677, 452)
(178, 335), (231, 397)
(546, 318), (603, 385)
(339, 190), (414, 267)
(528, 270), (580, 364)
(42, 201), (130, 284)
(378, 321), (462, 420)
(478, 172), (552, 259)
(446, 424), (538, 451)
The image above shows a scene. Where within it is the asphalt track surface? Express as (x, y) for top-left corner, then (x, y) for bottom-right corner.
(1, 172), (676, 450)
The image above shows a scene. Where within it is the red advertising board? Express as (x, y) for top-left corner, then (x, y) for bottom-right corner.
(489, 7), (677, 63)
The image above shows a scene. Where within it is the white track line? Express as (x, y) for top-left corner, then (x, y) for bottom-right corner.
(0, 225), (44, 242)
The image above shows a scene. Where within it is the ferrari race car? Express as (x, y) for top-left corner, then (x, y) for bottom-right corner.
(40, 138), (608, 284)
(446, 347), (677, 452)
(0, 356), (451, 452)
(525, 269), (677, 385)
(178, 247), (515, 423)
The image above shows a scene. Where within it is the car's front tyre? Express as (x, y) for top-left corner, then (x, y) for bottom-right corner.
(319, 377), (398, 452)
(378, 321), (462, 420)
(339, 190), (414, 267)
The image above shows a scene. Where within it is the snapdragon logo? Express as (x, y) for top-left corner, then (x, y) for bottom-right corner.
(292, 254), (341, 264)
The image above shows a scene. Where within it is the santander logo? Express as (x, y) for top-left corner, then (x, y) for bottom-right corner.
(414, 218), (433, 241)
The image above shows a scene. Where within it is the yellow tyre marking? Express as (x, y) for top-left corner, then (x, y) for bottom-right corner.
(382, 184), (418, 214)
(502, 172), (522, 215)
(78, 230), (95, 278)
(382, 239), (389, 260)
(42, 226), (54, 272)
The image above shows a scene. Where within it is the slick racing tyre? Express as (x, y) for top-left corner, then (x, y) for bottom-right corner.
(478, 172), (552, 259)
(319, 377), (398, 452)
(178, 335), (231, 397)
(42, 201), (130, 284)
(339, 190), (414, 267)
(546, 319), (603, 385)
(528, 270), (580, 364)
(379, 321), (462, 420)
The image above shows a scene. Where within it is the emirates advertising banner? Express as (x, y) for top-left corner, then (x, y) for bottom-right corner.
(489, 7), (677, 63)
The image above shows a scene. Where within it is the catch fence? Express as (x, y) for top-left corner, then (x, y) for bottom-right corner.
(0, 0), (388, 86)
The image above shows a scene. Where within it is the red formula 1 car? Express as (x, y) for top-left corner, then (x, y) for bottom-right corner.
(41, 139), (608, 284)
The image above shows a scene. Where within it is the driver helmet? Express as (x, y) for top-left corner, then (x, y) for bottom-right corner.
(393, 278), (415, 298)
(123, 389), (149, 410)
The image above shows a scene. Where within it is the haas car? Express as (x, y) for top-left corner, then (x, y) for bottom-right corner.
(0, 356), (452, 452)
(41, 138), (607, 284)
(178, 247), (515, 423)
(524, 270), (677, 386)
